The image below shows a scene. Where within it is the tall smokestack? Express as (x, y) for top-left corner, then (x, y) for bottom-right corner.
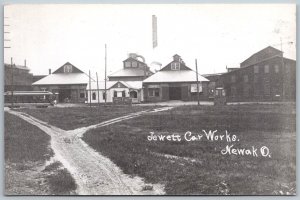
(49, 69), (51, 75)
(24, 59), (26, 67)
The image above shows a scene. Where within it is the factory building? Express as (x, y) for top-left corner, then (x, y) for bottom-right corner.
(32, 62), (89, 103)
(143, 54), (209, 102)
(217, 46), (296, 102)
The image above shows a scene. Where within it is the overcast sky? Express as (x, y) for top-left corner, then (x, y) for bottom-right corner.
(4, 4), (296, 79)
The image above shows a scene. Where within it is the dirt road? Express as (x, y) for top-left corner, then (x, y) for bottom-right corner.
(6, 107), (173, 195)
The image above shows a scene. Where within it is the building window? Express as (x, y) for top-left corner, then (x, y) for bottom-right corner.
(125, 61), (131, 68)
(243, 86), (250, 97)
(254, 65), (259, 73)
(231, 75), (236, 83)
(132, 61), (137, 67)
(264, 65), (269, 73)
(264, 78), (270, 96)
(254, 75), (259, 83)
(274, 65), (279, 73)
(114, 91), (117, 97)
(102, 92), (106, 100)
(285, 65), (290, 73)
(92, 92), (96, 100)
(148, 88), (160, 97)
(80, 92), (85, 98)
(254, 86), (260, 96)
(130, 91), (138, 98)
(231, 86), (237, 97)
(122, 91), (126, 97)
(64, 65), (72, 73)
(243, 75), (248, 83)
(171, 62), (180, 70)
(222, 90), (226, 97)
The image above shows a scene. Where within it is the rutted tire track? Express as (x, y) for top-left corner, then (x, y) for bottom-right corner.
(6, 107), (172, 195)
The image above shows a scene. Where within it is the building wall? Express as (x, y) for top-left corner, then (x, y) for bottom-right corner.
(87, 89), (111, 103)
(5, 64), (33, 91)
(33, 84), (87, 103)
(86, 88), (143, 103)
(218, 57), (296, 102)
(108, 76), (145, 81)
(143, 82), (209, 102)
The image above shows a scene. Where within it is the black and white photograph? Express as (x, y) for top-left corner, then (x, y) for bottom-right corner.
(3, 3), (296, 195)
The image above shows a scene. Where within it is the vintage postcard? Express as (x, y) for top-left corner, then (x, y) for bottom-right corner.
(4, 4), (296, 195)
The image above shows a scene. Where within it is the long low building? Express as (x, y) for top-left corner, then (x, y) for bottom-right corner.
(86, 80), (143, 103)
(143, 54), (209, 102)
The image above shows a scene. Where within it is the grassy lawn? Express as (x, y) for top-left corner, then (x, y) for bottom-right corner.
(5, 113), (76, 195)
(20, 105), (160, 130)
(82, 104), (296, 195)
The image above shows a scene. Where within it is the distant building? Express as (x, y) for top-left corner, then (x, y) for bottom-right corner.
(202, 73), (223, 100)
(108, 53), (153, 81)
(33, 75), (47, 83)
(226, 67), (239, 73)
(217, 46), (296, 102)
(4, 63), (33, 91)
(32, 62), (89, 103)
(143, 54), (209, 102)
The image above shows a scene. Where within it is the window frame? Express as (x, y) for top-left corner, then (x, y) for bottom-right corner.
(64, 65), (73, 73)
(171, 62), (180, 70)
(132, 61), (138, 68)
(125, 61), (131, 68)
(92, 92), (96, 100)
(148, 88), (160, 97)
(243, 75), (248, 83)
(274, 65), (280, 73)
(80, 92), (85, 98)
(254, 65), (259, 74)
(264, 65), (269, 73)
(231, 75), (236, 83)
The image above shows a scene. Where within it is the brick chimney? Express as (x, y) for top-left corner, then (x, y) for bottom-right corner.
(49, 69), (51, 75)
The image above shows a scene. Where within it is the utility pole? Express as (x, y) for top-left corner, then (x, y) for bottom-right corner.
(195, 59), (200, 106)
(89, 70), (92, 108)
(96, 72), (100, 107)
(10, 57), (14, 108)
(104, 44), (107, 105)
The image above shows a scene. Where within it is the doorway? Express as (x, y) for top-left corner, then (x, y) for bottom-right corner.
(58, 89), (71, 102)
(169, 87), (181, 100)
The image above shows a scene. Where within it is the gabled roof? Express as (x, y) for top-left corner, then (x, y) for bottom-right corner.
(108, 68), (153, 77)
(143, 70), (209, 83)
(240, 46), (282, 68)
(123, 57), (146, 65)
(87, 81), (143, 90)
(52, 62), (84, 74)
(160, 60), (191, 71)
(32, 73), (90, 85)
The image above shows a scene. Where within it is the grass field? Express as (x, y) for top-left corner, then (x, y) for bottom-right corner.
(20, 105), (160, 130)
(5, 113), (76, 195)
(82, 104), (296, 195)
